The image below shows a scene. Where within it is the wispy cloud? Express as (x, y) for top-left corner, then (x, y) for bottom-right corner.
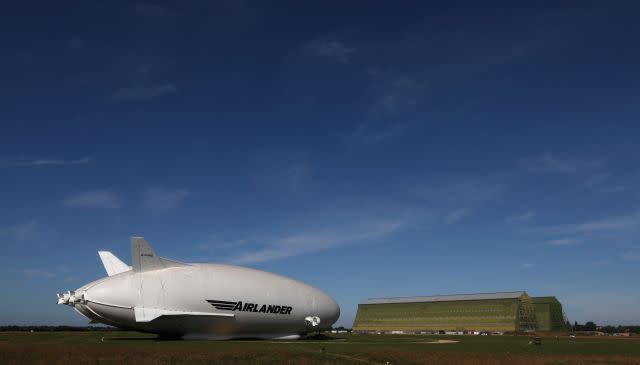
(227, 218), (404, 264)
(18, 269), (56, 278)
(64, 190), (120, 209)
(253, 154), (312, 193)
(367, 68), (421, 114)
(444, 208), (470, 224)
(3, 220), (39, 241)
(345, 123), (406, 145)
(521, 263), (536, 269)
(505, 211), (536, 223)
(305, 39), (356, 63)
(143, 187), (190, 213)
(546, 238), (579, 246)
(584, 172), (629, 194)
(284, 162), (311, 192)
(113, 83), (176, 101)
(199, 238), (250, 252)
(524, 152), (602, 174)
(415, 176), (505, 205)
(2, 157), (90, 167)
(413, 175), (506, 224)
(622, 250), (640, 261)
(572, 213), (640, 233)
(584, 173), (611, 188)
(597, 185), (628, 194)
(28, 157), (90, 166)
(535, 212), (640, 237)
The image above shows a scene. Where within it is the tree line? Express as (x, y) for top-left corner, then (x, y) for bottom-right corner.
(569, 321), (640, 334)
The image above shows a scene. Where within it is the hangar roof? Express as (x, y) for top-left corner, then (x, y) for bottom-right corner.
(531, 296), (560, 304)
(361, 291), (527, 305)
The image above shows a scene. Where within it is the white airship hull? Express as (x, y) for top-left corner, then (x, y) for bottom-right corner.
(59, 237), (340, 340)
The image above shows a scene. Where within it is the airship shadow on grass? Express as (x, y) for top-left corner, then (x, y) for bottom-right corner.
(57, 237), (340, 340)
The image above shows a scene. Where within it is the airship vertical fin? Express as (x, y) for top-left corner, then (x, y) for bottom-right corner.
(131, 236), (160, 272)
(98, 251), (131, 276)
(130, 236), (188, 272)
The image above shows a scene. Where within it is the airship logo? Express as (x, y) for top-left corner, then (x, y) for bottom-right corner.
(207, 300), (293, 315)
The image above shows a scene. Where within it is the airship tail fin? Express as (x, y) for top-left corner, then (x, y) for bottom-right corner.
(98, 251), (131, 276)
(131, 236), (188, 272)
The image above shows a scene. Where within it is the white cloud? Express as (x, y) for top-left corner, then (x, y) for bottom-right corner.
(546, 238), (579, 246)
(306, 40), (356, 63)
(199, 239), (250, 252)
(451, 178), (504, 204)
(4, 220), (39, 240)
(622, 250), (640, 261)
(0, 219), (42, 241)
(367, 68), (421, 114)
(584, 173), (629, 194)
(444, 208), (469, 224)
(412, 176), (506, 225)
(113, 83), (176, 101)
(573, 214), (640, 233)
(252, 154), (312, 194)
(285, 162), (311, 192)
(18, 269), (55, 278)
(237, 173), (505, 264)
(64, 190), (120, 209)
(227, 218), (404, 264)
(584, 173), (611, 188)
(505, 211), (536, 223)
(30, 157), (90, 166)
(143, 187), (190, 213)
(415, 176), (505, 206)
(521, 263), (536, 269)
(2, 157), (90, 167)
(598, 185), (629, 194)
(524, 152), (602, 174)
(542, 212), (640, 235)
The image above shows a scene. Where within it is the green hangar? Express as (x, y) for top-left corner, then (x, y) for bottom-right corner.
(531, 296), (567, 331)
(352, 291), (566, 333)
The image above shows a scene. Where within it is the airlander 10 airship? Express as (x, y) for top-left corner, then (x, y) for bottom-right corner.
(56, 237), (340, 340)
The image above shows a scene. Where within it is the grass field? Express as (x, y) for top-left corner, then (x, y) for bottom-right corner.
(1, 331), (639, 364)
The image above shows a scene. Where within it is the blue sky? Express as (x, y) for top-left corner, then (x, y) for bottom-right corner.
(1, 1), (639, 327)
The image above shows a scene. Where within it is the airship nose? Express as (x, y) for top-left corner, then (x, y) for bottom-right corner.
(318, 293), (340, 329)
(81, 276), (136, 325)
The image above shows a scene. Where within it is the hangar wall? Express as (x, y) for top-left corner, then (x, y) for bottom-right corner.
(531, 296), (568, 331)
(352, 291), (538, 333)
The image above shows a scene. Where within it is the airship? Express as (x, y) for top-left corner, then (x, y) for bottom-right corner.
(57, 237), (340, 340)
